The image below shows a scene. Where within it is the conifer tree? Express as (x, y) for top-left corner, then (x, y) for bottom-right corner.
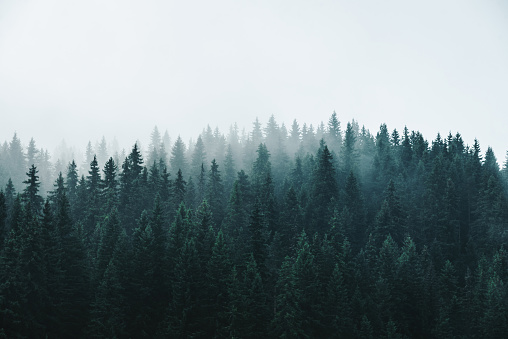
(191, 135), (206, 179)
(97, 136), (108, 167)
(309, 144), (337, 233)
(240, 253), (269, 337)
(0, 191), (6, 249)
(206, 230), (233, 336)
(343, 121), (358, 173)
(223, 144), (236, 195)
(26, 137), (39, 167)
(22, 164), (43, 215)
(272, 256), (304, 337)
(4, 178), (16, 211)
(55, 193), (89, 336)
(147, 126), (162, 167)
(7, 133), (25, 191)
(287, 119), (301, 155)
(66, 160), (79, 205)
(206, 159), (225, 226)
(102, 157), (118, 211)
(326, 111), (342, 152)
(170, 136), (188, 176)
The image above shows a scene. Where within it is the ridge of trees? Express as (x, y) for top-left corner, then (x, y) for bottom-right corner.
(1, 113), (508, 337)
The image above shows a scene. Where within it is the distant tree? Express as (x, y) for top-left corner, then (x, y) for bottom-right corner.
(26, 137), (39, 167)
(343, 121), (358, 173)
(170, 136), (188, 176)
(264, 114), (280, 152)
(252, 143), (271, 193)
(326, 111), (342, 152)
(191, 135), (206, 180)
(223, 144), (236, 195)
(147, 126), (162, 166)
(97, 136), (108, 167)
(84, 141), (94, 170)
(287, 119), (301, 155)
(7, 133), (25, 190)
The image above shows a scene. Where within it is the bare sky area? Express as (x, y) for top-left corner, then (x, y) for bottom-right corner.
(0, 0), (507, 162)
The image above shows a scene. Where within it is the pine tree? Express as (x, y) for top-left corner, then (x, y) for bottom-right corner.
(252, 143), (271, 192)
(128, 143), (144, 180)
(4, 178), (16, 211)
(7, 133), (26, 191)
(223, 144), (236, 195)
(55, 193), (90, 336)
(48, 171), (66, 207)
(84, 141), (94, 172)
(171, 169), (186, 215)
(95, 208), (121, 284)
(170, 136), (188, 176)
(288, 119), (301, 155)
(0, 191), (6, 249)
(326, 263), (353, 337)
(102, 157), (118, 210)
(309, 144), (338, 233)
(206, 159), (225, 226)
(206, 230), (233, 337)
(343, 121), (358, 174)
(66, 160), (79, 206)
(22, 164), (44, 216)
(97, 136), (108, 167)
(26, 137), (39, 167)
(240, 254), (269, 337)
(272, 256), (304, 338)
(191, 135), (206, 179)
(326, 111), (342, 152)
(147, 126), (162, 167)
(372, 180), (405, 248)
(248, 204), (267, 282)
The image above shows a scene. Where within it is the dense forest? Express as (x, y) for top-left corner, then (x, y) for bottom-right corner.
(1, 113), (508, 338)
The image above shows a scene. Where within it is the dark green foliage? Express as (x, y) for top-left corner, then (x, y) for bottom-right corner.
(22, 164), (44, 215)
(171, 169), (186, 216)
(308, 144), (338, 233)
(0, 192), (6, 249)
(272, 256), (304, 338)
(206, 159), (225, 226)
(2, 116), (508, 337)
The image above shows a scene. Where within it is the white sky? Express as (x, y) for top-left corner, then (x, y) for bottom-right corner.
(0, 0), (507, 161)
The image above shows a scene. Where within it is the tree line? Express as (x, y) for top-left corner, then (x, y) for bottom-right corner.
(1, 112), (508, 338)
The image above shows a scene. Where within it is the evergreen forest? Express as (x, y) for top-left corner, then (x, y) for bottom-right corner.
(1, 113), (508, 338)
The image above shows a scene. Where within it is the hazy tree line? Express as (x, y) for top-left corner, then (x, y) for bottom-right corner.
(1, 112), (508, 338)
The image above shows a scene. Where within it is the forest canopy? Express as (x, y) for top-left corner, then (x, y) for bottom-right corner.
(1, 113), (508, 338)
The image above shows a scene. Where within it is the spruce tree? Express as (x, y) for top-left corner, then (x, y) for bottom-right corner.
(22, 164), (43, 215)
(206, 159), (225, 226)
(170, 136), (188, 176)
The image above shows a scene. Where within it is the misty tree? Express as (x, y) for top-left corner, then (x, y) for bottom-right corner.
(170, 136), (188, 176)
(1, 114), (508, 338)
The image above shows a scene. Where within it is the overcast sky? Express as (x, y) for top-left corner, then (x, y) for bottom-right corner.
(0, 0), (507, 162)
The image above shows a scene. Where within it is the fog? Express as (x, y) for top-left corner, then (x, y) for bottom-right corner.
(1, 0), (507, 160)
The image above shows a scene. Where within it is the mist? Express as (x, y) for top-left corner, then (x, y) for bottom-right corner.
(1, 0), (507, 160)
(2, 1), (508, 337)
